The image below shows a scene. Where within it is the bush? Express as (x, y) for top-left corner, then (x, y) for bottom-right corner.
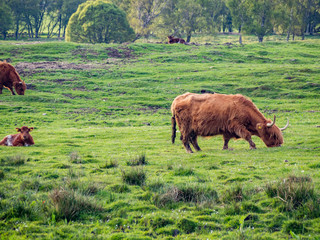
(0, 170), (4, 180)
(121, 167), (146, 186)
(65, 0), (135, 43)
(49, 187), (102, 221)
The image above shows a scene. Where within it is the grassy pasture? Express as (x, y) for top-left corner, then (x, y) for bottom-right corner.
(0, 38), (320, 239)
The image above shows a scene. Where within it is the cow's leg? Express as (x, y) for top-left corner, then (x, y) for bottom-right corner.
(0, 84), (3, 94)
(189, 131), (201, 151)
(222, 136), (230, 150)
(8, 87), (15, 95)
(235, 126), (256, 149)
(182, 135), (193, 153)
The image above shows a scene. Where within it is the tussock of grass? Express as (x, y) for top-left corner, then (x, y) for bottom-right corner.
(126, 154), (147, 166)
(265, 175), (318, 214)
(100, 159), (118, 169)
(49, 187), (102, 221)
(173, 165), (194, 176)
(69, 152), (82, 164)
(121, 167), (146, 186)
(0, 155), (26, 166)
(154, 183), (218, 208)
(222, 184), (245, 203)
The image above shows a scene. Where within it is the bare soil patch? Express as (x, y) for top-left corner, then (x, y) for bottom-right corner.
(15, 61), (110, 72)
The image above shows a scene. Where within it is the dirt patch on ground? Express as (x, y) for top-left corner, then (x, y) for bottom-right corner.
(15, 61), (109, 71)
(106, 46), (136, 59)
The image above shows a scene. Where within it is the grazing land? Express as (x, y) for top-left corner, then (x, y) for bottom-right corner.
(0, 37), (320, 239)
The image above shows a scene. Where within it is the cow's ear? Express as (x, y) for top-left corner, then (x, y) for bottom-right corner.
(29, 127), (34, 132)
(256, 123), (265, 132)
(16, 128), (21, 132)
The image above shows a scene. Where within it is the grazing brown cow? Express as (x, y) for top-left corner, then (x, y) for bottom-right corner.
(0, 126), (34, 146)
(171, 92), (289, 153)
(167, 35), (186, 44)
(0, 61), (26, 95)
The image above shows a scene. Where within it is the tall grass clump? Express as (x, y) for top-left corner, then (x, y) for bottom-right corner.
(154, 183), (218, 208)
(126, 153), (147, 166)
(100, 159), (118, 169)
(1, 155), (26, 166)
(49, 187), (102, 221)
(173, 165), (194, 176)
(121, 167), (146, 186)
(222, 184), (246, 203)
(265, 175), (318, 213)
(69, 152), (82, 164)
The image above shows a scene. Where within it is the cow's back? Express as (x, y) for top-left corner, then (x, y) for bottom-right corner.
(171, 93), (259, 136)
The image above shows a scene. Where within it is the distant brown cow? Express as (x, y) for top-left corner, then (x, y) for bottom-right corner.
(171, 92), (289, 153)
(0, 126), (34, 146)
(168, 35), (186, 44)
(0, 61), (26, 95)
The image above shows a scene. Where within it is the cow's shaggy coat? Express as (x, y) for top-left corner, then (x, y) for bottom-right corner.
(0, 61), (26, 95)
(171, 92), (288, 153)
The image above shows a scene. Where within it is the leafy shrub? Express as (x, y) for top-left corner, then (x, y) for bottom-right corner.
(0, 170), (4, 180)
(65, 0), (135, 43)
(177, 218), (198, 233)
(49, 187), (102, 221)
(121, 167), (146, 186)
(126, 154), (147, 166)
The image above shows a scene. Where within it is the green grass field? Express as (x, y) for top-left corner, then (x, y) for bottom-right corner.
(0, 37), (320, 239)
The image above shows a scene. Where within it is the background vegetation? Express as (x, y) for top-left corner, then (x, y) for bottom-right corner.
(0, 35), (319, 238)
(0, 0), (320, 43)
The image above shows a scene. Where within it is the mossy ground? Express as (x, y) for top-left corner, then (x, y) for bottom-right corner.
(0, 35), (319, 239)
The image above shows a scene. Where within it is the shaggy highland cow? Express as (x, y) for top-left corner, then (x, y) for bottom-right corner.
(0, 61), (26, 95)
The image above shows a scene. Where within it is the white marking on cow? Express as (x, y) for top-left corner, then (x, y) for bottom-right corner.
(24, 143), (30, 147)
(6, 135), (13, 146)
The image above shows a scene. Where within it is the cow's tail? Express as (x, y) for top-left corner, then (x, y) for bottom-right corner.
(171, 115), (176, 144)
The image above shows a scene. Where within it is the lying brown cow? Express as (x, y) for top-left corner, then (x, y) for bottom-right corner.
(171, 92), (289, 153)
(168, 35), (186, 44)
(0, 61), (26, 95)
(0, 126), (34, 146)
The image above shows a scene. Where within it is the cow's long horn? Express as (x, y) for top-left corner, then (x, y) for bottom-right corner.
(280, 118), (289, 131)
(267, 115), (276, 128)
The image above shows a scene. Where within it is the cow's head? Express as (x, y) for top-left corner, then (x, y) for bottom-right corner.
(16, 126), (34, 141)
(256, 116), (289, 147)
(14, 81), (26, 95)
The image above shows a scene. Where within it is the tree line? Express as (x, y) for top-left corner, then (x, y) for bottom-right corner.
(0, 0), (319, 43)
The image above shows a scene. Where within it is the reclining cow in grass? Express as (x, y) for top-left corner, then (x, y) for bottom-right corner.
(171, 92), (289, 153)
(0, 61), (26, 95)
(0, 126), (34, 146)
(167, 35), (186, 44)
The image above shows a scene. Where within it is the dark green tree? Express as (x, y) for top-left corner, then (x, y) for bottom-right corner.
(0, 2), (13, 39)
(65, 0), (135, 43)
